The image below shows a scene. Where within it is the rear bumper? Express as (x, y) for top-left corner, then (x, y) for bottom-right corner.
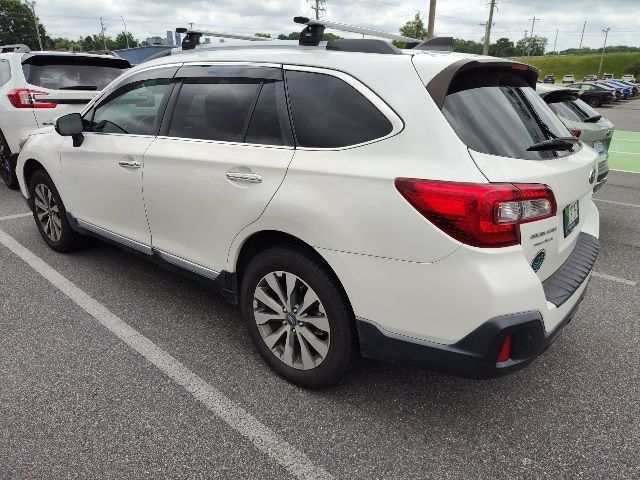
(357, 233), (598, 378)
(594, 164), (609, 192)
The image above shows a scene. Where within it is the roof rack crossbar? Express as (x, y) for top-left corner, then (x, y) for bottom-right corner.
(293, 17), (421, 46)
(176, 28), (269, 50)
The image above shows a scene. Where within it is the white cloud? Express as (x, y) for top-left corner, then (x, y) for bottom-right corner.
(35, 0), (640, 50)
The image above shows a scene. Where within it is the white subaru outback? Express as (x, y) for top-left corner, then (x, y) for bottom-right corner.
(16, 31), (599, 388)
(0, 45), (129, 189)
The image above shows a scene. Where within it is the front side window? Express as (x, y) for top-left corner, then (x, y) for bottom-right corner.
(285, 70), (393, 148)
(442, 69), (576, 160)
(89, 79), (171, 136)
(168, 81), (260, 143)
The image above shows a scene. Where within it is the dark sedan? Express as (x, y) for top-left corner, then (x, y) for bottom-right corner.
(567, 82), (617, 107)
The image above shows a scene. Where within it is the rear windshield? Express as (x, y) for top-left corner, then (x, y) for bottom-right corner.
(442, 70), (577, 160)
(22, 56), (129, 90)
(548, 99), (600, 123)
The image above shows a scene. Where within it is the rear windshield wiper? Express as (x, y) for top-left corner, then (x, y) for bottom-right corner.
(58, 85), (98, 90)
(584, 114), (602, 123)
(527, 137), (579, 151)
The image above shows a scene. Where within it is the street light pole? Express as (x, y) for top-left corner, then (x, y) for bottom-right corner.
(552, 27), (558, 54)
(598, 27), (610, 79)
(24, 1), (43, 51)
(427, 0), (437, 39)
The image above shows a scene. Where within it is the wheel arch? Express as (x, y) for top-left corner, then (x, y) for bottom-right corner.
(23, 158), (48, 192)
(232, 230), (355, 319)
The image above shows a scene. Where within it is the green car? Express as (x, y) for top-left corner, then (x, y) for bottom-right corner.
(537, 84), (614, 191)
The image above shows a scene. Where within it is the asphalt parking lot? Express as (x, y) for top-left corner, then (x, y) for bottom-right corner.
(1, 138), (639, 477)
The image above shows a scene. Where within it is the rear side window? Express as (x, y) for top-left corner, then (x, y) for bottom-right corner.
(442, 70), (576, 160)
(22, 56), (129, 90)
(285, 70), (393, 148)
(548, 99), (600, 123)
(89, 79), (171, 136)
(168, 81), (260, 143)
(0, 60), (10, 86)
(245, 82), (285, 146)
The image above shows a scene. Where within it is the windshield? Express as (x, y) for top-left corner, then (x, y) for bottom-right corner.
(22, 56), (129, 90)
(442, 70), (576, 160)
(548, 99), (600, 123)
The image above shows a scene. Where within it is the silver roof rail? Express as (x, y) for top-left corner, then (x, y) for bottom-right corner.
(293, 17), (421, 46)
(0, 44), (32, 53)
(176, 28), (269, 50)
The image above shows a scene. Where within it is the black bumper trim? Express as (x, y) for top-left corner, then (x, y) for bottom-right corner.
(357, 288), (586, 379)
(542, 232), (598, 307)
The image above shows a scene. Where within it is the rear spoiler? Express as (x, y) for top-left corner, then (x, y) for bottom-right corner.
(426, 59), (539, 109)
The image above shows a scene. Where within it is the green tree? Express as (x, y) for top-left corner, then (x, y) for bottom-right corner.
(0, 0), (47, 50)
(624, 62), (640, 76)
(453, 38), (482, 55)
(255, 33), (271, 38)
(516, 35), (548, 56)
(491, 37), (515, 57)
(394, 12), (427, 48)
(113, 31), (138, 50)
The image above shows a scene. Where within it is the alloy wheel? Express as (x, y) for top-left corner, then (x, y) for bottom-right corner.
(253, 271), (330, 370)
(33, 183), (62, 242)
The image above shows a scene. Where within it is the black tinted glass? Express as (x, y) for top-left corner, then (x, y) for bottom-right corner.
(0, 60), (10, 86)
(168, 81), (260, 142)
(286, 71), (393, 148)
(22, 58), (128, 90)
(245, 82), (284, 146)
(443, 71), (575, 160)
(548, 99), (599, 123)
(91, 79), (171, 135)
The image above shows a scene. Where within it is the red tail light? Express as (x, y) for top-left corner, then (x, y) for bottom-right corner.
(570, 129), (582, 138)
(7, 88), (57, 109)
(496, 334), (512, 363)
(394, 179), (557, 248)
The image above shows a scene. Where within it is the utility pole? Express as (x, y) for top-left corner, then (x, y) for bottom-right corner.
(522, 30), (528, 55)
(579, 21), (586, 50)
(482, 0), (496, 56)
(527, 16), (540, 58)
(309, 0), (327, 20)
(598, 27), (610, 78)
(99, 17), (107, 50)
(24, 1), (43, 51)
(552, 27), (558, 54)
(427, 0), (437, 39)
(121, 16), (130, 49)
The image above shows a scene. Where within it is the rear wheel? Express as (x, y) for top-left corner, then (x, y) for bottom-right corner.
(28, 170), (87, 253)
(241, 246), (355, 389)
(0, 131), (19, 189)
(587, 97), (602, 108)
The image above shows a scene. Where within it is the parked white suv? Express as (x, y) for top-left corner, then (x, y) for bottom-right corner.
(621, 74), (636, 83)
(16, 38), (599, 388)
(0, 45), (129, 189)
(562, 74), (576, 84)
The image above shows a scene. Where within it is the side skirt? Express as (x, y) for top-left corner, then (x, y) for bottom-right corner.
(67, 213), (239, 305)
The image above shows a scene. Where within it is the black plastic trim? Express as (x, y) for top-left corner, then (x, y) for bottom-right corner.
(175, 65), (282, 81)
(357, 288), (587, 379)
(542, 232), (598, 307)
(326, 39), (402, 55)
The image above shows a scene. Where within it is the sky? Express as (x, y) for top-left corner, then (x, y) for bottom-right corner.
(34, 0), (640, 51)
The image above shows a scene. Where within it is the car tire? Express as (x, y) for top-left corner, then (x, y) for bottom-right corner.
(241, 246), (355, 389)
(0, 131), (19, 190)
(588, 97), (602, 108)
(28, 170), (87, 253)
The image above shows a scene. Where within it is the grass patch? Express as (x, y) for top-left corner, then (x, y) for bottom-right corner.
(513, 52), (640, 81)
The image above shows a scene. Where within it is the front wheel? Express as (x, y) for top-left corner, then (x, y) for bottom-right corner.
(0, 131), (19, 189)
(28, 170), (87, 253)
(588, 97), (602, 108)
(241, 246), (355, 389)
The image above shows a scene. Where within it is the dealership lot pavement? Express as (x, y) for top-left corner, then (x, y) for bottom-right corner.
(1, 174), (639, 478)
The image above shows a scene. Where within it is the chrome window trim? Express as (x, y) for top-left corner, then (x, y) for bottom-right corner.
(153, 249), (219, 280)
(282, 64), (404, 151)
(76, 219), (153, 255)
(153, 135), (295, 151)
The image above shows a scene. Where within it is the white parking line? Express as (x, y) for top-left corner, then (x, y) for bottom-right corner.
(592, 272), (637, 287)
(0, 212), (32, 221)
(593, 198), (640, 209)
(0, 227), (333, 480)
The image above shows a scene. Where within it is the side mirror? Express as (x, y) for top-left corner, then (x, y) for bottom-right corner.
(55, 113), (84, 147)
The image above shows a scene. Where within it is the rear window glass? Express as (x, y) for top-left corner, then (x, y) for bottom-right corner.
(286, 70), (393, 148)
(0, 60), (10, 86)
(548, 99), (600, 123)
(442, 70), (577, 160)
(22, 56), (129, 90)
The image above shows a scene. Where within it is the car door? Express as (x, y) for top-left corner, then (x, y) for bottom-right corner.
(59, 67), (177, 252)
(142, 64), (295, 275)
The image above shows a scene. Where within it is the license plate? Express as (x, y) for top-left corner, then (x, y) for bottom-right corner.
(593, 141), (605, 156)
(563, 201), (580, 237)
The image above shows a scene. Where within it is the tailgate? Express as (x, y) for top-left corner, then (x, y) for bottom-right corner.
(31, 90), (97, 127)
